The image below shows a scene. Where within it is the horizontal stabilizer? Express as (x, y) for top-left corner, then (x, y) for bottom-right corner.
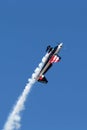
(38, 75), (48, 84)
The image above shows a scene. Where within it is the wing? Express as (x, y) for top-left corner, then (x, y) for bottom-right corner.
(49, 55), (61, 63)
(46, 45), (53, 53)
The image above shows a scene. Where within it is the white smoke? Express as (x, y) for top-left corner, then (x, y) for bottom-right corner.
(3, 53), (49, 130)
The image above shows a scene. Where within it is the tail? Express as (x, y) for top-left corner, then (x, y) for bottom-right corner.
(38, 75), (48, 84)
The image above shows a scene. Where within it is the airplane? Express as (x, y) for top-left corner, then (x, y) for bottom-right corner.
(36, 43), (63, 83)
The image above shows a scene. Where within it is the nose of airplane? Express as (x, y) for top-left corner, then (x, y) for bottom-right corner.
(60, 43), (63, 47)
(58, 43), (63, 48)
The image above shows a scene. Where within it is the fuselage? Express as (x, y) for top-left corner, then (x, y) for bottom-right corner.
(37, 43), (63, 83)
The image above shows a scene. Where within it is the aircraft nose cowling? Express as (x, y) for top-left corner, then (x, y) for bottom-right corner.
(59, 43), (63, 48)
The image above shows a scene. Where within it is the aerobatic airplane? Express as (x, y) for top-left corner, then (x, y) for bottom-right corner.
(36, 43), (63, 83)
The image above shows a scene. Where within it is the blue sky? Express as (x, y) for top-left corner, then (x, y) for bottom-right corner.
(0, 0), (87, 130)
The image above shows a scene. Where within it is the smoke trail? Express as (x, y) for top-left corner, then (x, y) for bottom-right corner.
(3, 53), (49, 130)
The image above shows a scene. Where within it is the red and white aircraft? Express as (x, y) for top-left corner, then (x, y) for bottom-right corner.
(37, 43), (63, 83)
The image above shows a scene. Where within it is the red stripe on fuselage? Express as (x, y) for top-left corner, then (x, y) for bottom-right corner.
(49, 55), (59, 63)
